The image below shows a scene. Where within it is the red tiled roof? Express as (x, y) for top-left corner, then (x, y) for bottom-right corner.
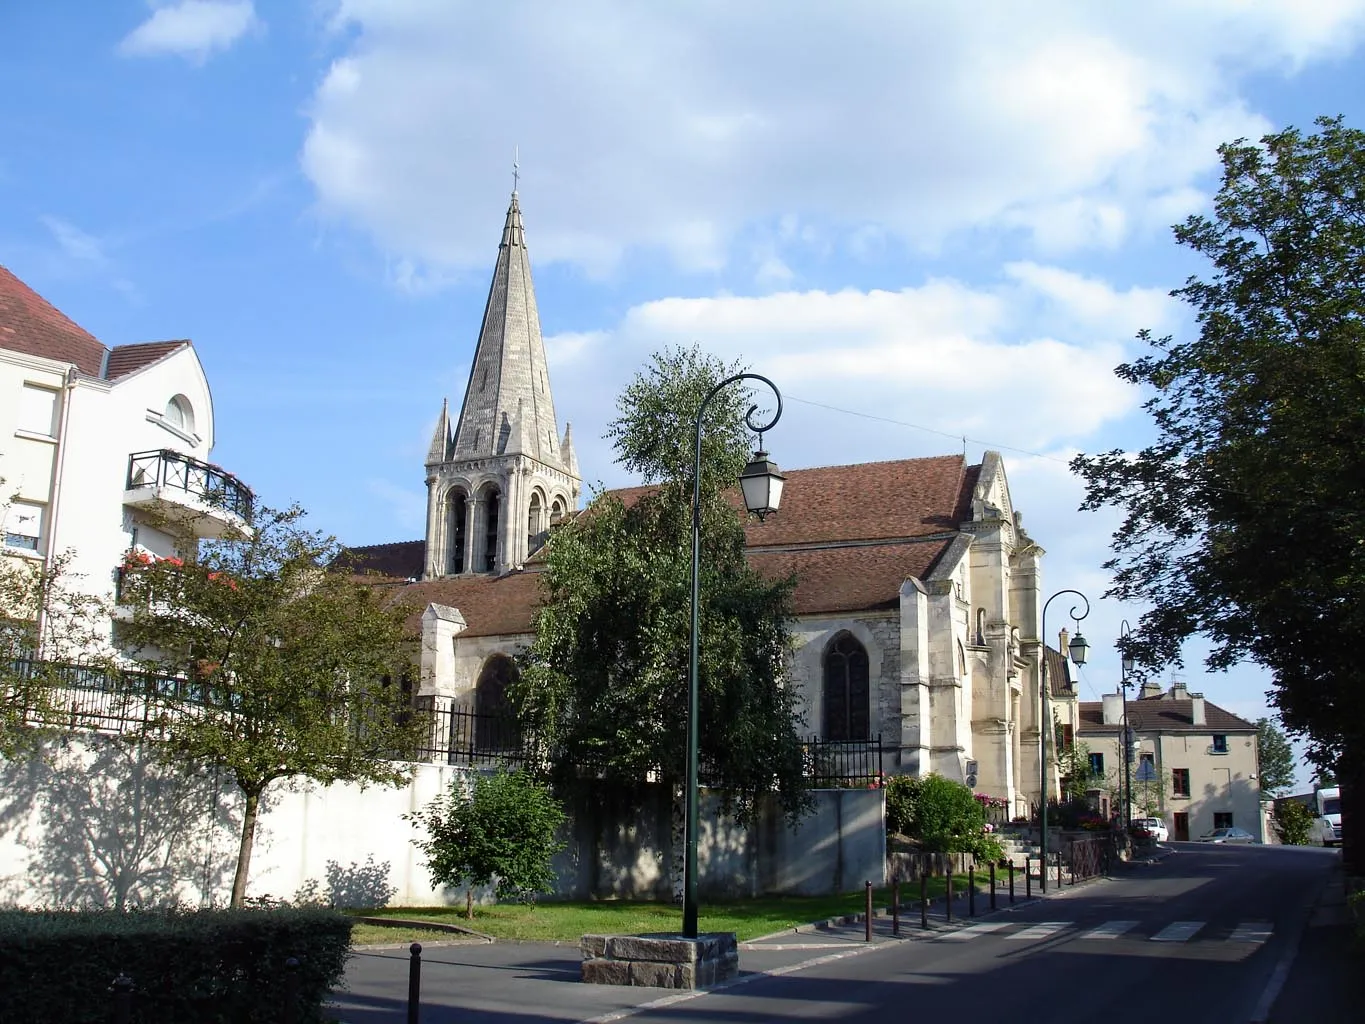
(339, 540), (426, 579)
(0, 264), (107, 375)
(105, 340), (188, 381)
(1044, 645), (1074, 697)
(749, 539), (952, 616)
(1076, 699), (1256, 734)
(388, 571), (546, 638)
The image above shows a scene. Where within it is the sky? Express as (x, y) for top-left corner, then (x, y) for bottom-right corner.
(4, 1), (1364, 789)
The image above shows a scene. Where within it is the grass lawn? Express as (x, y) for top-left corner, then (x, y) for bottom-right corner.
(352, 873), (987, 943)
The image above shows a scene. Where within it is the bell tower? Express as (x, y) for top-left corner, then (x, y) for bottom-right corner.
(422, 191), (581, 578)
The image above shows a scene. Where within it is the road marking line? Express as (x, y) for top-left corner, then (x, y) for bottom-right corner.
(941, 922), (1010, 941)
(1005, 922), (1068, 940)
(1228, 922), (1273, 944)
(1150, 921), (1204, 942)
(1080, 920), (1140, 939)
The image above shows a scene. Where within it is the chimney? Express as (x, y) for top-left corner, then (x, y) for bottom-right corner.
(1058, 627), (1070, 659)
(1139, 680), (1162, 699)
(1190, 693), (1206, 727)
(1102, 692), (1123, 726)
(1171, 681), (1189, 701)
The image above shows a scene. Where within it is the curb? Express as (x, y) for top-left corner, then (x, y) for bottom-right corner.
(352, 915), (496, 943)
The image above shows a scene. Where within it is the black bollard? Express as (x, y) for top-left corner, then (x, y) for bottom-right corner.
(283, 957), (301, 1024)
(990, 862), (997, 910)
(892, 877), (900, 937)
(1009, 859), (1015, 904)
(1026, 857), (1032, 900)
(945, 864), (953, 923)
(1057, 851), (1063, 889)
(968, 865), (976, 917)
(408, 943), (423, 1024)
(920, 872), (928, 930)
(110, 975), (133, 1024)
(865, 880), (873, 942)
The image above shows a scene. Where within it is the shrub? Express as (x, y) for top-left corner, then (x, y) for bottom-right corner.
(0, 906), (350, 1023)
(891, 774), (1003, 862)
(885, 774), (924, 837)
(1271, 799), (1317, 845)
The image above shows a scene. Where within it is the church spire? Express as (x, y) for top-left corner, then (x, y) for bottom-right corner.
(426, 398), (450, 464)
(450, 191), (560, 467)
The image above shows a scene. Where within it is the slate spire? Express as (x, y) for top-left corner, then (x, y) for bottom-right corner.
(426, 398), (450, 464)
(450, 191), (563, 468)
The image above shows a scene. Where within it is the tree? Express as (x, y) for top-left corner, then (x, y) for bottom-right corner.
(1272, 799), (1317, 846)
(1, 481), (115, 759)
(407, 768), (566, 918)
(117, 504), (421, 907)
(1071, 117), (1365, 873)
(1256, 717), (1297, 795)
(513, 346), (810, 824)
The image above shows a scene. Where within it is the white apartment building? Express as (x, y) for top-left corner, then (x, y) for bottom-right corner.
(1078, 682), (1262, 842)
(0, 265), (250, 653)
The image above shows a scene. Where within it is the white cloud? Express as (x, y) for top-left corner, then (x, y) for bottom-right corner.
(299, 0), (1365, 274)
(119, 1), (260, 62)
(40, 217), (107, 266)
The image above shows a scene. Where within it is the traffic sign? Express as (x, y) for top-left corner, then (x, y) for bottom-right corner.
(1135, 760), (1157, 783)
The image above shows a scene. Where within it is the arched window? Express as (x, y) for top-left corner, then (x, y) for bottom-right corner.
(446, 491), (467, 574)
(823, 632), (870, 741)
(164, 395), (194, 433)
(550, 497), (566, 526)
(482, 488), (501, 572)
(528, 491), (545, 555)
(474, 654), (518, 752)
(975, 608), (986, 646)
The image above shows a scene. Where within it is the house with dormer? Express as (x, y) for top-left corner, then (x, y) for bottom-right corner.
(0, 265), (251, 655)
(344, 192), (1080, 818)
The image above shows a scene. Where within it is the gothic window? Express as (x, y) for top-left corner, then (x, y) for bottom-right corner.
(483, 489), (501, 572)
(446, 491), (467, 574)
(823, 632), (870, 741)
(474, 654), (518, 751)
(528, 492), (545, 555)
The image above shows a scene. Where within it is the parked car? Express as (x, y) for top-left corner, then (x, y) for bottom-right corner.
(1197, 826), (1257, 844)
(1133, 817), (1170, 842)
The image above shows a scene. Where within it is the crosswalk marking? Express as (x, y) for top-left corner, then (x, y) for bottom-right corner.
(1151, 921), (1204, 942)
(942, 922), (1010, 941)
(1080, 920), (1140, 940)
(1228, 922), (1273, 944)
(1006, 922), (1068, 941)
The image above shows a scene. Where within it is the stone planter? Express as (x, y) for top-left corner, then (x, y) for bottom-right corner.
(580, 932), (739, 990)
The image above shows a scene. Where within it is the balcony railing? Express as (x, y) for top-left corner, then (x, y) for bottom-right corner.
(800, 735), (886, 788)
(126, 450), (253, 522)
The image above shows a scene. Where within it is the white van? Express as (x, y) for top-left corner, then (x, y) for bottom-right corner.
(1316, 787), (1342, 847)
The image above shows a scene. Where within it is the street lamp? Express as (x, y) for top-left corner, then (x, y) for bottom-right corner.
(1118, 620), (1136, 829)
(1039, 589), (1090, 893)
(683, 372), (784, 938)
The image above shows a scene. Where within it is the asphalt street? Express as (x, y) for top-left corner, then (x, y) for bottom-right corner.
(331, 843), (1346, 1024)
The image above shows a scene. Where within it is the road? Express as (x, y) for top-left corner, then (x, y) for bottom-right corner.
(333, 843), (1347, 1024)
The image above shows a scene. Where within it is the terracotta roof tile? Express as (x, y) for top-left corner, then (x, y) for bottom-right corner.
(1044, 645), (1073, 697)
(105, 340), (189, 381)
(339, 540), (426, 579)
(1076, 699), (1256, 734)
(0, 264), (107, 375)
(749, 539), (952, 616)
(387, 571), (545, 638)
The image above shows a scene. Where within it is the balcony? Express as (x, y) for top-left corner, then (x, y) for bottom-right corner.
(124, 450), (253, 539)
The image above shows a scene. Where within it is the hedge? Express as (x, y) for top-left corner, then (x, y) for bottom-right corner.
(0, 906), (351, 1023)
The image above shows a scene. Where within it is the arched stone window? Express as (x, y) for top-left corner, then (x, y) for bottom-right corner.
(823, 632), (870, 741)
(550, 497), (566, 526)
(474, 654), (518, 751)
(446, 490), (467, 574)
(975, 608), (986, 646)
(528, 491), (545, 555)
(482, 487), (501, 573)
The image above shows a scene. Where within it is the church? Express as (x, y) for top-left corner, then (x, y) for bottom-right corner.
(347, 191), (1078, 821)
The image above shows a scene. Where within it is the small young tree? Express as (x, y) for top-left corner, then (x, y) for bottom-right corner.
(407, 768), (566, 918)
(1256, 717), (1297, 795)
(118, 504), (422, 907)
(1272, 799), (1317, 846)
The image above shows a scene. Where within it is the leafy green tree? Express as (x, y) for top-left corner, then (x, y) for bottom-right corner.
(1256, 717), (1297, 795)
(514, 346), (810, 823)
(1071, 117), (1365, 873)
(407, 768), (566, 919)
(1272, 799), (1317, 845)
(1, 481), (115, 759)
(118, 504), (421, 907)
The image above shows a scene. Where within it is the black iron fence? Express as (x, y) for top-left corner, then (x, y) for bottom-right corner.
(411, 695), (529, 768)
(6, 657), (221, 736)
(800, 734), (885, 788)
(126, 449), (254, 520)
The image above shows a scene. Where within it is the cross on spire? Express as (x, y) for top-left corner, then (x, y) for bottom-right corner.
(512, 146), (519, 194)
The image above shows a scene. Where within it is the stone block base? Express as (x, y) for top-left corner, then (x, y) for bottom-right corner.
(580, 932), (739, 989)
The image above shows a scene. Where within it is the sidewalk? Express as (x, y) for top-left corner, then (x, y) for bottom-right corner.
(1263, 862), (1363, 1023)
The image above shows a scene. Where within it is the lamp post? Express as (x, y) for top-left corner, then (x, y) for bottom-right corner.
(1039, 589), (1090, 893)
(1118, 620), (1136, 829)
(683, 373), (784, 939)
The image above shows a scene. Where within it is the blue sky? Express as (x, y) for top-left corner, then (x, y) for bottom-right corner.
(4, 1), (1364, 786)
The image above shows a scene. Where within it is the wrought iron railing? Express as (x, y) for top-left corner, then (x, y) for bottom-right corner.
(800, 735), (885, 788)
(126, 450), (253, 520)
(6, 657), (225, 735)
(411, 695), (529, 768)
